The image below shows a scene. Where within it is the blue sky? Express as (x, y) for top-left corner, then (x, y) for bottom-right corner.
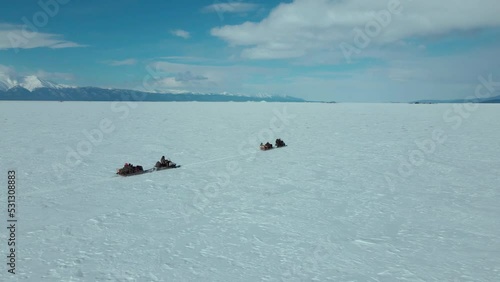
(1, 0), (500, 102)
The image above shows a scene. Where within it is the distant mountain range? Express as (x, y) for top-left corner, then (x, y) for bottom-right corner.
(0, 75), (72, 92)
(412, 96), (500, 104)
(5, 75), (496, 104)
(0, 75), (305, 102)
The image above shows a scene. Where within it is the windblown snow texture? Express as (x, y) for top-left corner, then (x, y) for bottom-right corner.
(0, 102), (499, 281)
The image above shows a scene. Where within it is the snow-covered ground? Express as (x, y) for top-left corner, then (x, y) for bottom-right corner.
(0, 102), (499, 281)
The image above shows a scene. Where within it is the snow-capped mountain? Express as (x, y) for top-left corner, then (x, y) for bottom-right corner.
(0, 73), (18, 91)
(0, 85), (306, 102)
(20, 75), (70, 91)
(0, 74), (71, 91)
(0, 77), (306, 102)
(0, 74), (306, 102)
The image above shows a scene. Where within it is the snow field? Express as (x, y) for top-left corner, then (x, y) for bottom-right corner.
(0, 102), (499, 281)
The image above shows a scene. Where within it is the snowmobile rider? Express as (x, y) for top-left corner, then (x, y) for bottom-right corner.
(155, 155), (175, 168)
(275, 138), (286, 147)
(265, 142), (273, 149)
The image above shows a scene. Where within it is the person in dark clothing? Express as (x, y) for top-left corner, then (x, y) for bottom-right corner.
(134, 165), (143, 172)
(156, 155), (176, 168)
(264, 142), (273, 149)
(118, 163), (130, 175)
(156, 156), (167, 168)
(275, 138), (286, 147)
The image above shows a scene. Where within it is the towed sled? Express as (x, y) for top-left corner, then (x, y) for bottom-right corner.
(260, 145), (287, 151)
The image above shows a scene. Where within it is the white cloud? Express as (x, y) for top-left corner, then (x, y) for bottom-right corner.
(202, 2), (259, 14)
(148, 70), (210, 91)
(0, 64), (15, 75)
(0, 23), (85, 50)
(0, 65), (75, 90)
(211, 0), (500, 59)
(156, 77), (184, 88)
(144, 42), (500, 102)
(107, 58), (138, 66)
(0, 65), (17, 90)
(35, 70), (75, 81)
(146, 62), (218, 92)
(0, 65), (75, 82)
(170, 29), (190, 39)
(160, 56), (218, 64)
(142, 60), (282, 94)
(174, 71), (208, 82)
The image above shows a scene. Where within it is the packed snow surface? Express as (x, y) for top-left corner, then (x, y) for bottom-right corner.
(0, 102), (499, 281)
